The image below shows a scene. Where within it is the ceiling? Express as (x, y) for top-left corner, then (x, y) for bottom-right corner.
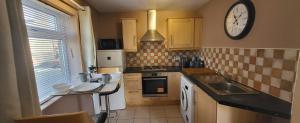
(84, 0), (210, 13)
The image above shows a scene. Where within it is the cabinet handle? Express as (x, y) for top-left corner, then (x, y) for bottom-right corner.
(142, 78), (167, 80)
(128, 90), (139, 93)
(171, 35), (173, 46)
(133, 36), (136, 46)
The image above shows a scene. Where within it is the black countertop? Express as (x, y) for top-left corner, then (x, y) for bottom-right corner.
(123, 67), (292, 119)
(123, 66), (182, 73)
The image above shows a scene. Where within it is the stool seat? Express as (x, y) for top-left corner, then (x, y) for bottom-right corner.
(99, 84), (120, 96)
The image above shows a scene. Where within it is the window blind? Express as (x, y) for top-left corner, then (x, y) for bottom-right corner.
(22, 0), (71, 103)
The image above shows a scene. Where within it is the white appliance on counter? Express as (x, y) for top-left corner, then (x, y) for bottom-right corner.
(180, 76), (194, 123)
(96, 50), (126, 111)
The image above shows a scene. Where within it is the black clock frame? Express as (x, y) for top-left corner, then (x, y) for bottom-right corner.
(224, 0), (255, 40)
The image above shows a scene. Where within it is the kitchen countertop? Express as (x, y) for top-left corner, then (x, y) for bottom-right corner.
(123, 66), (182, 73)
(123, 67), (292, 119)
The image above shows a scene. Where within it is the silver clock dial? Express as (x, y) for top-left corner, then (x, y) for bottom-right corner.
(225, 3), (248, 37)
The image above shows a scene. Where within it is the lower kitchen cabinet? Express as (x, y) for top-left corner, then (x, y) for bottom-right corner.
(125, 90), (143, 105)
(124, 73), (143, 105)
(194, 86), (272, 123)
(194, 86), (217, 123)
(167, 72), (182, 101)
(216, 104), (271, 123)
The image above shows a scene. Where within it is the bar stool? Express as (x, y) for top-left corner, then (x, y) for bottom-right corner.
(99, 84), (120, 123)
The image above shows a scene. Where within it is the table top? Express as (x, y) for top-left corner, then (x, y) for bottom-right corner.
(52, 73), (122, 96)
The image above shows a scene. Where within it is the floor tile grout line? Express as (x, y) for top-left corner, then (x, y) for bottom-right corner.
(114, 105), (181, 123)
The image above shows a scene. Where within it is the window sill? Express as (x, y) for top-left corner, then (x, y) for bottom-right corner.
(40, 96), (63, 111)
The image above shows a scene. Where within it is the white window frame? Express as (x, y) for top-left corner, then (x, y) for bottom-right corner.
(22, 0), (72, 104)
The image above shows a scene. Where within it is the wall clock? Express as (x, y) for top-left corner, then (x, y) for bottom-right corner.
(224, 0), (255, 40)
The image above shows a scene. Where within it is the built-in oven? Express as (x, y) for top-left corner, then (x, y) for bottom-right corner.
(142, 72), (168, 97)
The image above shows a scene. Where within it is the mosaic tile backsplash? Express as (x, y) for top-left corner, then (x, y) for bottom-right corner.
(126, 42), (199, 67)
(200, 48), (299, 102)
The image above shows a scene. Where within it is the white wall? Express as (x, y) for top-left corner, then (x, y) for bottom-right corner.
(42, 95), (94, 115)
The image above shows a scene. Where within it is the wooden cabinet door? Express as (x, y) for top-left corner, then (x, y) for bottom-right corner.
(194, 18), (203, 49)
(168, 18), (195, 49)
(195, 87), (217, 123)
(122, 19), (137, 52)
(217, 104), (272, 123)
(124, 79), (141, 92)
(124, 73), (142, 91)
(292, 57), (300, 123)
(126, 90), (143, 105)
(124, 73), (142, 105)
(167, 72), (182, 100)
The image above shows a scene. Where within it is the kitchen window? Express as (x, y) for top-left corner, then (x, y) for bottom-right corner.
(22, 0), (71, 103)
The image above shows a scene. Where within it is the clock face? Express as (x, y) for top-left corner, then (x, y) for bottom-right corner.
(226, 4), (248, 37)
(224, 1), (255, 40)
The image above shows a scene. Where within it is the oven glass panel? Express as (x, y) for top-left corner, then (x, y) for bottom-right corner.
(142, 76), (168, 96)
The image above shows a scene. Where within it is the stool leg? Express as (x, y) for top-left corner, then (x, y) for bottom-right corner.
(105, 95), (110, 123)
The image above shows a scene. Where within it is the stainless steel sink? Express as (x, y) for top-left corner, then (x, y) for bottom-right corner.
(190, 74), (258, 95)
(206, 82), (258, 95)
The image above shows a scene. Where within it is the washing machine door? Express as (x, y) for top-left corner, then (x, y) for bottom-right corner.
(181, 87), (188, 112)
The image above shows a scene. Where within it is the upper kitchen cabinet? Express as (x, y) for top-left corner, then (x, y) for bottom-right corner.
(167, 18), (203, 50)
(122, 18), (138, 52)
(168, 18), (195, 50)
(194, 18), (203, 49)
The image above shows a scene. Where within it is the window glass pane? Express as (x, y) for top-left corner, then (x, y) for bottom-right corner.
(22, 0), (70, 103)
(23, 4), (57, 31)
(29, 38), (69, 102)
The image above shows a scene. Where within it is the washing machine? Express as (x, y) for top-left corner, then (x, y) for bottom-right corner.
(180, 76), (194, 123)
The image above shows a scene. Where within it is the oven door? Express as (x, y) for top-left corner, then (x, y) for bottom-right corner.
(142, 76), (168, 97)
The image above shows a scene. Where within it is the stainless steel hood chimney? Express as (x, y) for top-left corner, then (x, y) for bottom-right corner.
(141, 10), (165, 42)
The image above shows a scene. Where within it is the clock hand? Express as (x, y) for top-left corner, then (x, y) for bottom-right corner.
(237, 11), (246, 19)
(233, 15), (238, 24)
(234, 15), (237, 20)
(233, 20), (239, 26)
(236, 14), (243, 25)
(233, 14), (242, 25)
(237, 14), (242, 19)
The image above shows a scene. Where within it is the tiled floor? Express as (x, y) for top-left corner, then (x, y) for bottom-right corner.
(106, 105), (184, 123)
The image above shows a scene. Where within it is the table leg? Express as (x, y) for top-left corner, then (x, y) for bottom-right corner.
(105, 95), (110, 123)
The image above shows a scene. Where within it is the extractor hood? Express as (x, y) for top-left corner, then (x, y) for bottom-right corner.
(140, 10), (165, 42)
